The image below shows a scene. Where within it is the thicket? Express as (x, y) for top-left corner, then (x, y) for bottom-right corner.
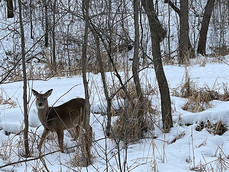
(0, 0), (229, 171)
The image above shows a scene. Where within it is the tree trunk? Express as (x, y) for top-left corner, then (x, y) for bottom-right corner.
(91, 28), (112, 137)
(30, 0), (33, 39)
(164, 0), (195, 60)
(228, 0), (229, 25)
(197, 0), (216, 55)
(43, 0), (49, 47)
(6, 0), (14, 18)
(142, 0), (173, 132)
(52, 0), (57, 72)
(81, 0), (91, 166)
(18, 0), (30, 157)
(132, 0), (144, 136)
(179, 0), (189, 63)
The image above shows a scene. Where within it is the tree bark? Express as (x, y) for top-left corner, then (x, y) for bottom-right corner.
(132, 0), (144, 136)
(6, 0), (14, 18)
(81, 0), (91, 166)
(164, 0), (180, 15)
(52, 0), (57, 72)
(18, 0), (30, 157)
(142, 0), (173, 132)
(29, 0), (33, 39)
(43, 0), (49, 47)
(197, 0), (216, 55)
(164, 0), (195, 60)
(179, 0), (189, 63)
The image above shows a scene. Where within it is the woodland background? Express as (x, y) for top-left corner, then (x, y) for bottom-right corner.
(1, 0), (229, 171)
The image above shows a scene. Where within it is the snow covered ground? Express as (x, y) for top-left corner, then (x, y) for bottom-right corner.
(1, 57), (229, 171)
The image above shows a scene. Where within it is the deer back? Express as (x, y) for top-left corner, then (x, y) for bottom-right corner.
(45, 98), (85, 131)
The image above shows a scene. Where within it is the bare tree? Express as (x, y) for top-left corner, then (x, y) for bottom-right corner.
(81, 0), (91, 166)
(18, 0), (30, 157)
(132, 0), (144, 136)
(52, 0), (57, 72)
(29, 0), (33, 39)
(43, 0), (49, 47)
(197, 0), (216, 55)
(164, 0), (195, 61)
(142, 0), (173, 132)
(91, 27), (112, 137)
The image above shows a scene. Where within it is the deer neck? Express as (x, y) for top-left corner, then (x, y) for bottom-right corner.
(37, 106), (49, 126)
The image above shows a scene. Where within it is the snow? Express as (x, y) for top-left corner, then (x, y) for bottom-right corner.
(1, 59), (229, 171)
(1, 0), (229, 171)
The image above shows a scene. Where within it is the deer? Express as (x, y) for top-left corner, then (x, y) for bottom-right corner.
(32, 89), (88, 153)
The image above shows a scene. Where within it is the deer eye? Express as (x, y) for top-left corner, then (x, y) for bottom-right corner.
(43, 98), (46, 101)
(37, 98), (40, 101)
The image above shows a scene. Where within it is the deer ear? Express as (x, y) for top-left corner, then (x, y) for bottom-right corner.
(45, 89), (53, 97)
(32, 89), (39, 96)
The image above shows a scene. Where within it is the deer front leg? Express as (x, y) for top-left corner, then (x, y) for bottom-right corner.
(57, 130), (64, 153)
(38, 128), (49, 152)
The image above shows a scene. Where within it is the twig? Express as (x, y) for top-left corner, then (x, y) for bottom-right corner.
(0, 13), (67, 84)
(0, 137), (104, 169)
(51, 84), (80, 107)
(0, 134), (159, 169)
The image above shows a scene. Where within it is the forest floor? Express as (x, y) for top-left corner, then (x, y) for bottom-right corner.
(1, 56), (229, 171)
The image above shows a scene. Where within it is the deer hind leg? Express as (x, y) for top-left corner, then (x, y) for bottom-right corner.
(56, 130), (64, 153)
(87, 125), (93, 149)
(38, 128), (49, 152)
(73, 125), (81, 140)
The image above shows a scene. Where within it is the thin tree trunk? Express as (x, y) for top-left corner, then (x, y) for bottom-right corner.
(164, 0), (195, 60)
(142, 0), (173, 132)
(52, 0), (57, 72)
(132, 0), (144, 136)
(228, 0), (229, 25)
(197, 0), (216, 55)
(89, 23), (132, 104)
(179, 0), (189, 63)
(81, 0), (91, 166)
(30, 0), (33, 39)
(91, 28), (111, 172)
(167, 2), (171, 59)
(107, 0), (113, 70)
(91, 28), (112, 137)
(44, 0), (49, 47)
(18, 0), (30, 157)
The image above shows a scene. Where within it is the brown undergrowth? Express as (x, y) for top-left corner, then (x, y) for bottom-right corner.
(111, 82), (157, 143)
(172, 69), (229, 113)
(196, 120), (227, 135)
(0, 88), (16, 108)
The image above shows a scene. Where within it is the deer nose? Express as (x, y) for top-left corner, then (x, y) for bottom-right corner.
(38, 103), (43, 107)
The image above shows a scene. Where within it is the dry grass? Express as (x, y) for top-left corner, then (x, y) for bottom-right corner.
(210, 45), (229, 57)
(112, 113), (144, 142)
(112, 100), (149, 142)
(182, 86), (216, 112)
(173, 76), (216, 112)
(196, 120), (227, 135)
(112, 81), (157, 143)
(172, 69), (229, 113)
(112, 99), (157, 142)
(169, 131), (185, 144)
(0, 88), (16, 108)
(181, 84), (229, 113)
(194, 145), (229, 171)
